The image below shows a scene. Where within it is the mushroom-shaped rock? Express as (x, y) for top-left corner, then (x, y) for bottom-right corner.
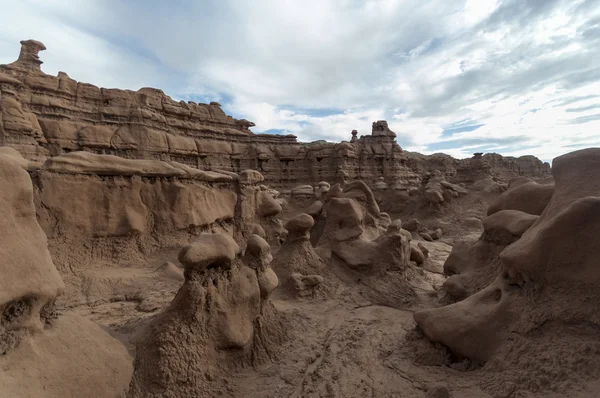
(250, 223), (267, 239)
(271, 215), (325, 296)
(239, 169), (264, 184)
(129, 232), (285, 397)
(178, 233), (240, 271)
(285, 213), (315, 236)
(244, 234), (273, 266)
(314, 181), (331, 200)
(243, 234), (278, 300)
(324, 183), (343, 202)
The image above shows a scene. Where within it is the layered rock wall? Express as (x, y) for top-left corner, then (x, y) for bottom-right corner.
(0, 40), (550, 191)
(28, 152), (272, 272)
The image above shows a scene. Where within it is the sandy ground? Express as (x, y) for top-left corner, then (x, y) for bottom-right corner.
(56, 238), (489, 397)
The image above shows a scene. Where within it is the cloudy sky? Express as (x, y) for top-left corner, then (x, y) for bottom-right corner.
(1, 0), (599, 161)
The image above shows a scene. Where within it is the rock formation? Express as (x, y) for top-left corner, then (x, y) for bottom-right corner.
(128, 233), (284, 397)
(311, 180), (439, 308)
(0, 150), (132, 397)
(443, 209), (539, 300)
(271, 213), (325, 296)
(415, 148), (600, 394)
(423, 170), (468, 209)
(1, 40), (550, 193)
(487, 178), (554, 216)
(15, 150), (284, 273)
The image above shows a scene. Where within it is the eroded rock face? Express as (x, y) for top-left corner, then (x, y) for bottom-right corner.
(442, 210), (539, 301)
(487, 180), (554, 216)
(423, 170), (468, 208)
(310, 180), (437, 308)
(32, 152), (245, 272)
(415, 148), (600, 392)
(128, 233), (284, 397)
(0, 40), (550, 191)
(0, 151), (132, 397)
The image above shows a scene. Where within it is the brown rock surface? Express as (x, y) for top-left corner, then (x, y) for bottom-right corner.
(415, 148), (600, 395)
(271, 213), (326, 296)
(1, 40), (549, 192)
(443, 209), (539, 300)
(127, 233), (285, 397)
(0, 150), (132, 397)
(487, 180), (554, 216)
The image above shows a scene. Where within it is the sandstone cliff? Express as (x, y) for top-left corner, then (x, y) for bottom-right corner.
(0, 40), (550, 191)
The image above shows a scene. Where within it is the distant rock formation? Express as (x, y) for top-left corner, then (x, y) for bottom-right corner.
(1, 40), (550, 192)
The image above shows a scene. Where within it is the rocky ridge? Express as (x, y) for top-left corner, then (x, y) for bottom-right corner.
(1, 40), (550, 190)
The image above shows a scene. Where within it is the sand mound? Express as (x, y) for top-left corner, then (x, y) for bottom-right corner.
(415, 148), (600, 396)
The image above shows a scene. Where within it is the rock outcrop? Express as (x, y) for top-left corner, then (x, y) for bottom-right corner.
(0, 150), (132, 397)
(415, 148), (600, 394)
(271, 213), (325, 296)
(312, 180), (437, 308)
(26, 151), (278, 273)
(1, 40), (550, 193)
(128, 233), (284, 397)
(442, 209), (539, 300)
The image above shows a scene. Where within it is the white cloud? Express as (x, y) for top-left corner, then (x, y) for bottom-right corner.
(1, 0), (599, 163)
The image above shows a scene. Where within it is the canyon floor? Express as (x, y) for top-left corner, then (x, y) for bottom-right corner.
(53, 197), (598, 398)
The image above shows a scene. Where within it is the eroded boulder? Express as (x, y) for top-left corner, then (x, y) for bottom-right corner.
(128, 233), (284, 397)
(415, 148), (600, 394)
